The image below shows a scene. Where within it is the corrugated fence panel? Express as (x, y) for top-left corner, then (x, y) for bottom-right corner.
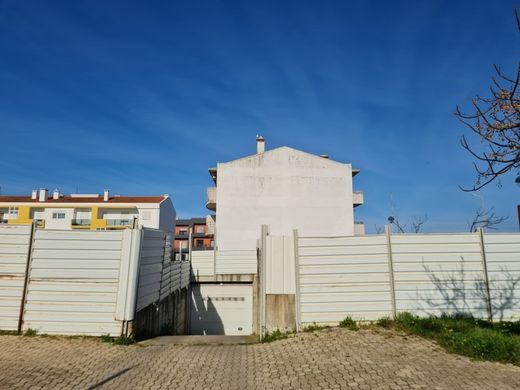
(191, 250), (214, 277)
(484, 234), (520, 321)
(181, 260), (190, 288)
(136, 229), (167, 312)
(392, 233), (488, 317)
(0, 225), (32, 331)
(298, 235), (392, 323)
(266, 235), (295, 294)
(24, 229), (124, 336)
(216, 250), (257, 274)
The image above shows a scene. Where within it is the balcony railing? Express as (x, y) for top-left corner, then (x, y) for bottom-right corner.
(206, 187), (216, 211)
(353, 191), (364, 207)
(71, 219), (91, 228)
(105, 219), (133, 228)
(34, 219), (45, 228)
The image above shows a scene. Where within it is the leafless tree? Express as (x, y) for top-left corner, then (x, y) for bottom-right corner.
(373, 224), (383, 234)
(411, 215), (428, 233)
(388, 215), (428, 233)
(455, 9), (520, 191)
(468, 207), (508, 232)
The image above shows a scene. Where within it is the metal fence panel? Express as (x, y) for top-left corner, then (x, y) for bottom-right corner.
(484, 234), (520, 321)
(191, 250), (214, 277)
(23, 229), (124, 336)
(297, 235), (392, 323)
(0, 225), (32, 331)
(216, 250), (257, 274)
(391, 233), (487, 317)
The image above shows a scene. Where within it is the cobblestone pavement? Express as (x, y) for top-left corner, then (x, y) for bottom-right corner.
(1, 328), (520, 389)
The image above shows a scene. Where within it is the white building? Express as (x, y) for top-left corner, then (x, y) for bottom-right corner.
(0, 189), (176, 233)
(206, 136), (364, 251)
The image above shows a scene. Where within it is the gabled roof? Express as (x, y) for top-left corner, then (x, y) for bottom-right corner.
(0, 195), (168, 204)
(220, 146), (349, 167)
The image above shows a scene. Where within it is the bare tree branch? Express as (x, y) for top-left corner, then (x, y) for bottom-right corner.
(455, 10), (520, 191)
(468, 207), (508, 232)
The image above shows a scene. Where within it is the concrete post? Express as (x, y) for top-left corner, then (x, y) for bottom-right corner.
(385, 225), (397, 319)
(478, 228), (493, 321)
(293, 229), (302, 331)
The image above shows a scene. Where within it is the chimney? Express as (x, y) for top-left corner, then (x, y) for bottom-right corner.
(256, 135), (265, 154)
(31, 190), (38, 200)
(103, 189), (110, 202)
(52, 189), (60, 200)
(38, 188), (48, 202)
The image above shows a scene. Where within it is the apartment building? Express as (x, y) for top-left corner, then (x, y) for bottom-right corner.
(206, 136), (364, 251)
(174, 216), (215, 259)
(0, 188), (175, 232)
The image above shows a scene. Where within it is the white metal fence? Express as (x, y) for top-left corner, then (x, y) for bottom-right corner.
(190, 249), (257, 277)
(259, 228), (520, 331)
(0, 225), (189, 336)
(0, 225), (32, 331)
(293, 230), (520, 325)
(24, 230), (126, 335)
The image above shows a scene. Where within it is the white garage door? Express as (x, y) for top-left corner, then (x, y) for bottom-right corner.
(190, 283), (253, 335)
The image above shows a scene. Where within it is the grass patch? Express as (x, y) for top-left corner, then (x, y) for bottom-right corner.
(303, 322), (330, 332)
(100, 334), (135, 345)
(377, 312), (520, 365)
(23, 328), (38, 337)
(339, 316), (359, 331)
(261, 329), (288, 343)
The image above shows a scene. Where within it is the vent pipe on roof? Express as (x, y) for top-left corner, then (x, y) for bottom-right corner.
(31, 190), (38, 200)
(53, 189), (60, 200)
(38, 188), (48, 202)
(320, 154), (329, 159)
(103, 189), (110, 202)
(256, 135), (265, 154)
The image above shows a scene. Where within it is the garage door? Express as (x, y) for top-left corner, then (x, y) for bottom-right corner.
(190, 283), (253, 335)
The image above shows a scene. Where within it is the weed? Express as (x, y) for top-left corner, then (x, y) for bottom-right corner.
(23, 328), (38, 337)
(303, 322), (330, 332)
(262, 329), (288, 343)
(100, 334), (134, 345)
(376, 317), (393, 328)
(113, 335), (135, 345)
(339, 316), (359, 331)
(100, 334), (113, 343)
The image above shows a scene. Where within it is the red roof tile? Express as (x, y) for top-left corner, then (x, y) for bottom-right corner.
(0, 195), (167, 203)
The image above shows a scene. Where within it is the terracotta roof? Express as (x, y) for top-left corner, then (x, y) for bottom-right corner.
(0, 195), (167, 204)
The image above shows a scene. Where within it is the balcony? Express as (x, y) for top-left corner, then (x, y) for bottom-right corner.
(34, 219), (45, 228)
(353, 191), (364, 207)
(71, 219), (91, 229)
(206, 187), (216, 211)
(354, 221), (365, 236)
(105, 219), (134, 229)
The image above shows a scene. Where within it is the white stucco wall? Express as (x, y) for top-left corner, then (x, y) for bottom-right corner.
(215, 147), (355, 251)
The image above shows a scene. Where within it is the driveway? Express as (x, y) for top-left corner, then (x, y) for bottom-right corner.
(1, 328), (519, 389)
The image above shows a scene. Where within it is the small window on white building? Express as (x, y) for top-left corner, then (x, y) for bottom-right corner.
(52, 212), (66, 219)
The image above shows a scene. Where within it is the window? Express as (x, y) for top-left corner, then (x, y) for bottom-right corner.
(180, 241), (188, 249)
(196, 239), (204, 248)
(179, 229), (188, 236)
(52, 212), (66, 219)
(8, 207), (18, 218)
(195, 226), (204, 234)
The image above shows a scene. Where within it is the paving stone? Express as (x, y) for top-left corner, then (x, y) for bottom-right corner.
(1, 328), (520, 389)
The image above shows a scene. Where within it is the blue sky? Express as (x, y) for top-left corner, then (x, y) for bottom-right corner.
(0, 0), (518, 232)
